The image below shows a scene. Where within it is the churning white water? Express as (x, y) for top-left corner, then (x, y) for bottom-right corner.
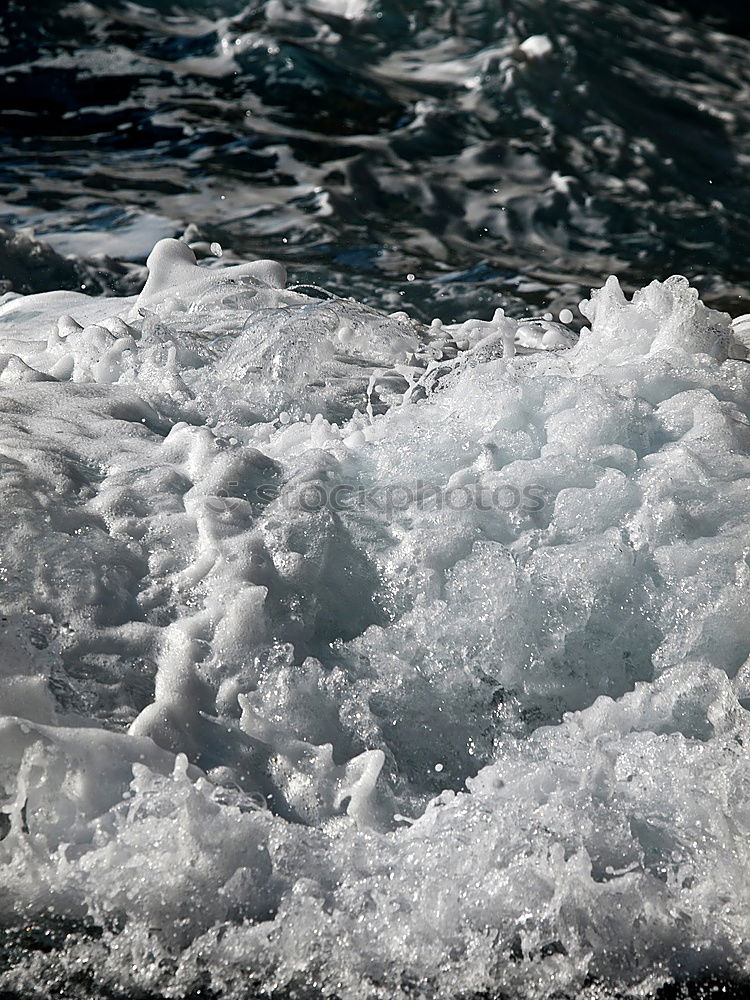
(0, 239), (749, 998)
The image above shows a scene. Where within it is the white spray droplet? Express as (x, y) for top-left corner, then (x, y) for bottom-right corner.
(210, 242), (223, 257)
(559, 308), (574, 324)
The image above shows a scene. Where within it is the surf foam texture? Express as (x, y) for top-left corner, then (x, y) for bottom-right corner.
(0, 241), (749, 999)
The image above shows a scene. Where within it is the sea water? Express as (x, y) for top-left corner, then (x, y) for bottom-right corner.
(4, 0), (750, 317)
(3, 0), (750, 995)
(0, 237), (749, 999)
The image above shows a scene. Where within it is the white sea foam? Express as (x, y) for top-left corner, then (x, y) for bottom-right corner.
(0, 241), (749, 998)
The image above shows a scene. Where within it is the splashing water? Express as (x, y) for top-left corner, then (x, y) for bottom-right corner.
(0, 238), (748, 999)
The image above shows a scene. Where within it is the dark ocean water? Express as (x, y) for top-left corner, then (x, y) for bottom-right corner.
(2, 0), (750, 321)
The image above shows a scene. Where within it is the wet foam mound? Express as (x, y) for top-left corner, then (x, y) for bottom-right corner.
(0, 242), (749, 999)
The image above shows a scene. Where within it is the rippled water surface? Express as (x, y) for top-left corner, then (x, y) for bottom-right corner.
(3, 0), (750, 316)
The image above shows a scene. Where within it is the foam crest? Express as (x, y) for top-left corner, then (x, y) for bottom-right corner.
(0, 247), (748, 998)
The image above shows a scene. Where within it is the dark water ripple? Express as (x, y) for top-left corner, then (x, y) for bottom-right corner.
(1, 0), (750, 321)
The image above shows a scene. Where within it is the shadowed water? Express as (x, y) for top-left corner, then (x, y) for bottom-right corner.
(2, 0), (750, 318)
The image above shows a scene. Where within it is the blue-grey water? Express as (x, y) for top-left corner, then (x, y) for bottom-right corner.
(2, 0), (750, 319)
